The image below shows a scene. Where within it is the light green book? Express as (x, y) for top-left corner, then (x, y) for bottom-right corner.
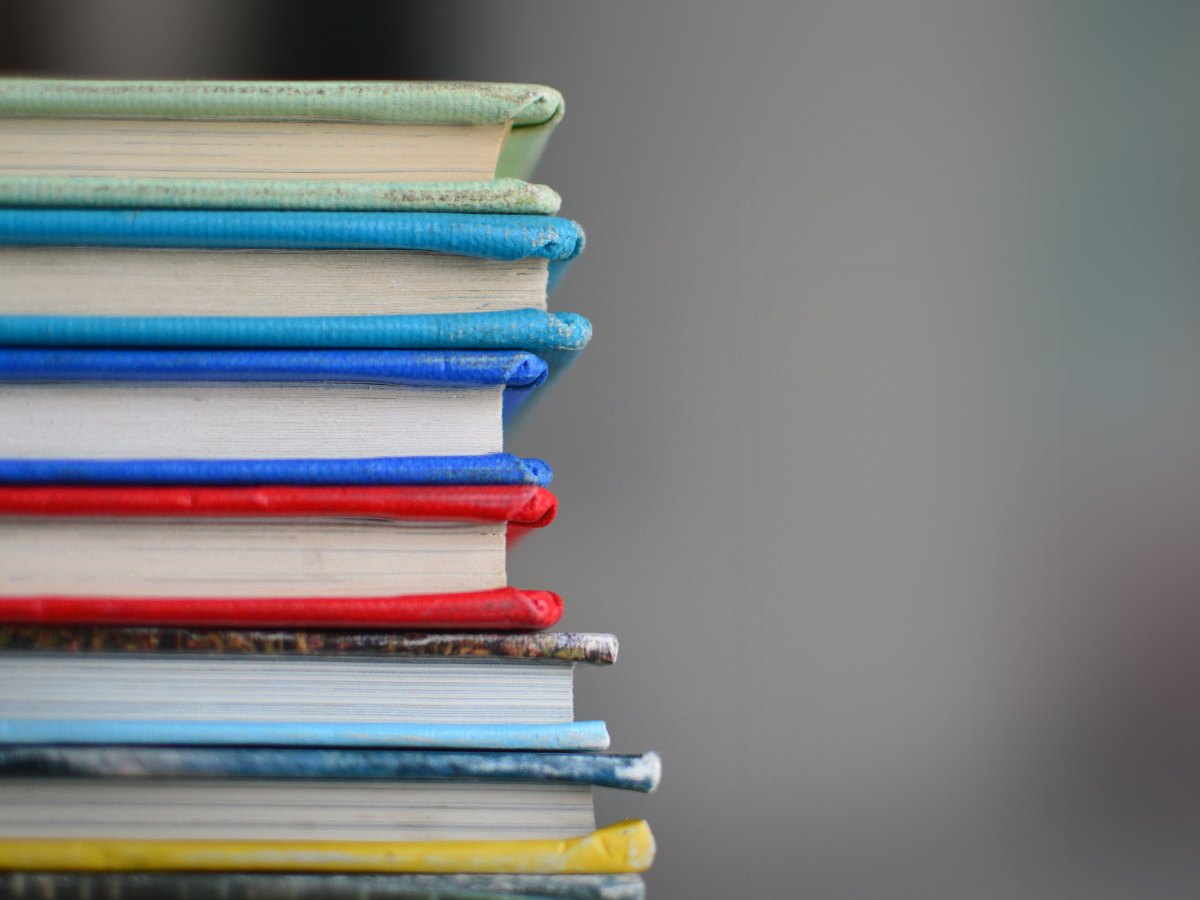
(0, 79), (565, 213)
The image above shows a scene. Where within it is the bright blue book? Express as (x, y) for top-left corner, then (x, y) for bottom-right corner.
(0, 348), (547, 459)
(0, 454), (553, 486)
(0, 209), (590, 384)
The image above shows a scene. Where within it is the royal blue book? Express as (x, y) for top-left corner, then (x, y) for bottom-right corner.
(0, 454), (552, 486)
(0, 209), (590, 384)
(0, 348), (547, 460)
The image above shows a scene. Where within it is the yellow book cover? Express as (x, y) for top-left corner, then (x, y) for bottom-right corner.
(0, 820), (655, 874)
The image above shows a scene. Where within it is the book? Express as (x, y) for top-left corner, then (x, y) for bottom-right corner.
(0, 747), (659, 843)
(0, 209), (586, 316)
(0, 348), (546, 459)
(0, 872), (648, 899)
(0, 820), (654, 874)
(0, 79), (565, 210)
(0, 484), (555, 598)
(0, 628), (615, 750)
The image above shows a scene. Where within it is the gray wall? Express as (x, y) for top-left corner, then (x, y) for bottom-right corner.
(7, 2), (1200, 896)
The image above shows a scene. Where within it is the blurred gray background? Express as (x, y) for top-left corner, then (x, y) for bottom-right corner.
(5, 2), (1200, 896)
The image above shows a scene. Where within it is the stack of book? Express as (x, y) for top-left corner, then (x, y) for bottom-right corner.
(0, 79), (657, 900)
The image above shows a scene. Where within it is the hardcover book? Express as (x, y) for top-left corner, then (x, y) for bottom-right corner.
(0, 628), (616, 750)
(0, 79), (566, 210)
(0, 348), (546, 459)
(0, 748), (659, 850)
(0, 484), (555, 599)
(0, 210), (590, 378)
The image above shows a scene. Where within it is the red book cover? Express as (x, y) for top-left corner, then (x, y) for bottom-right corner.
(0, 484), (557, 539)
(0, 587), (563, 631)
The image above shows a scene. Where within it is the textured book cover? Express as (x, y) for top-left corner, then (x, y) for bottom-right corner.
(0, 587), (565, 631)
(0, 347), (548, 389)
(0, 484), (558, 530)
(0, 747), (661, 792)
(0, 821), (655, 874)
(0, 872), (647, 900)
(0, 178), (562, 214)
(0, 627), (614, 662)
(0, 454), (553, 486)
(0, 209), (584, 261)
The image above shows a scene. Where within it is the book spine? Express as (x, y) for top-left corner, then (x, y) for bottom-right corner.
(0, 588), (564, 631)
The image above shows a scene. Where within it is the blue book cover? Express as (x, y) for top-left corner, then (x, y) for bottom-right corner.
(0, 208), (583, 261)
(0, 720), (611, 752)
(0, 747), (661, 792)
(0, 454), (553, 487)
(0, 347), (547, 419)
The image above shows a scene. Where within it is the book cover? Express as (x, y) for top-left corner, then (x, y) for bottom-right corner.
(0, 721), (611, 752)
(0, 347), (548, 389)
(0, 177), (562, 214)
(0, 627), (614, 661)
(0, 587), (564, 631)
(0, 484), (558, 530)
(0, 747), (661, 792)
(0, 454), (552, 486)
(0, 872), (647, 900)
(0, 821), (655, 874)
(0, 209), (583, 264)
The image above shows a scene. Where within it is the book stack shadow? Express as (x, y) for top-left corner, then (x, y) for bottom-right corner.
(0, 79), (657, 900)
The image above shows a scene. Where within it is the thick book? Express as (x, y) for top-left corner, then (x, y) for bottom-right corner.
(0, 748), (659, 846)
(0, 820), (655, 874)
(0, 628), (615, 750)
(0, 484), (555, 599)
(0, 348), (546, 459)
(0, 79), (565, 210)
(0, 210), (589, 381)
(0, 872), (647, 900)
